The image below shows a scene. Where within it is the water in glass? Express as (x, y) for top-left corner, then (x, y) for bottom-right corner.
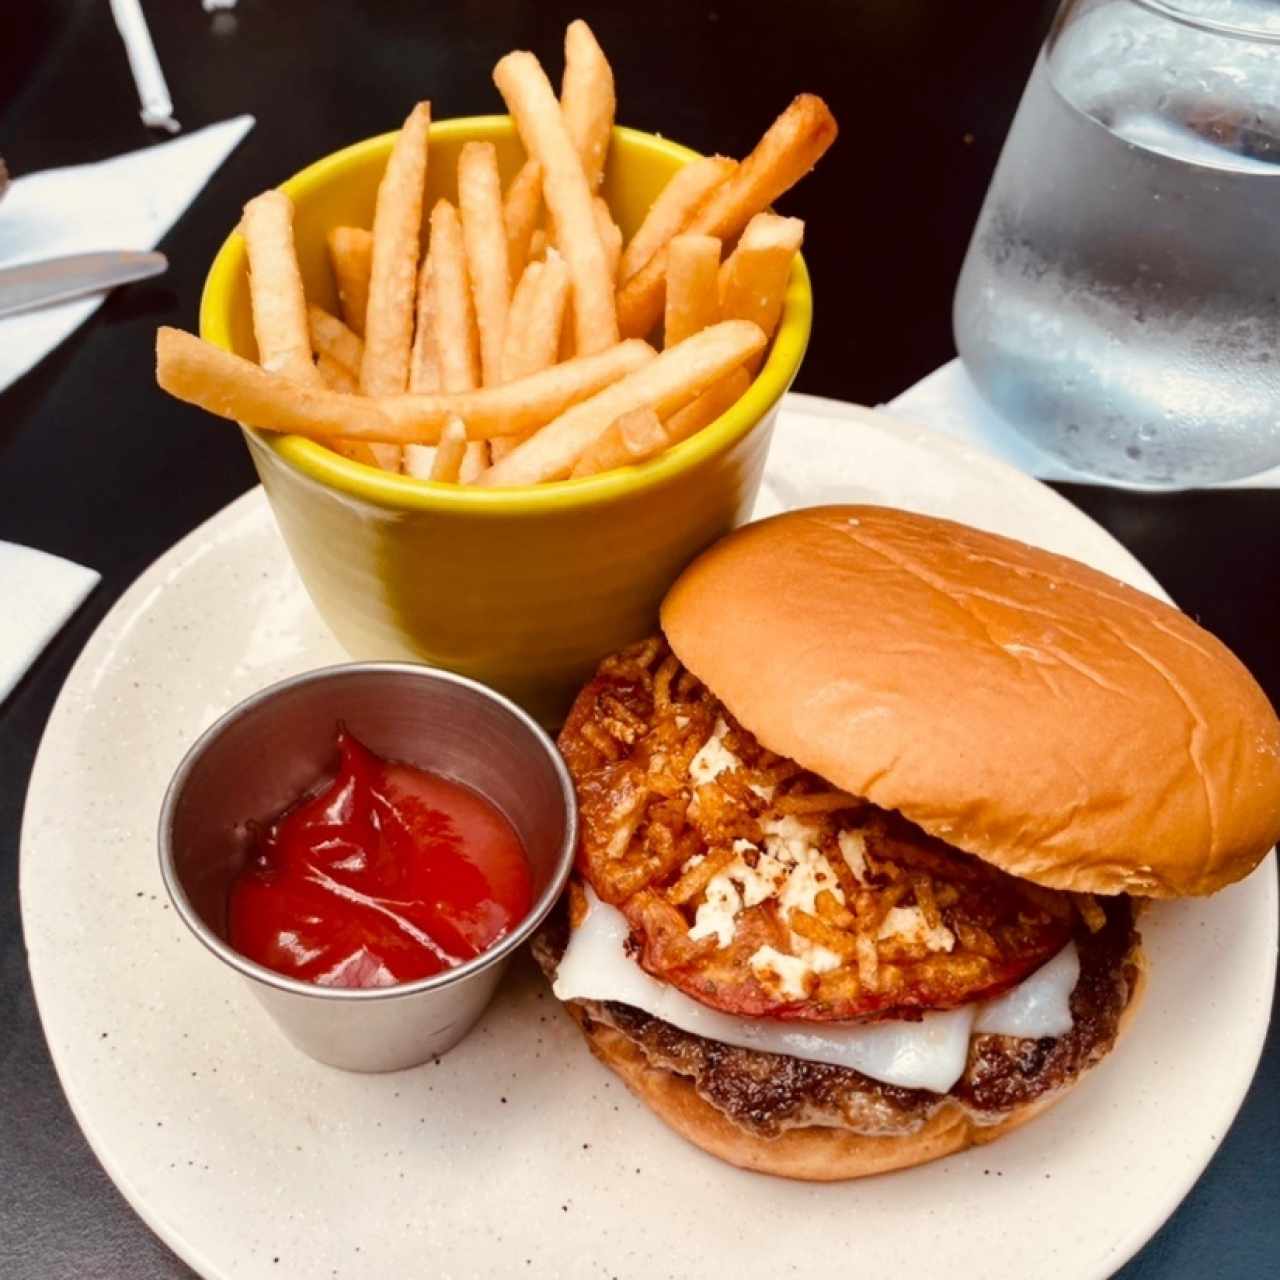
(954, 0), (1280, 487)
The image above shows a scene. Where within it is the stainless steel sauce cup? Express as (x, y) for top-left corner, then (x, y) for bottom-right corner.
(158, 663), (577, 1072)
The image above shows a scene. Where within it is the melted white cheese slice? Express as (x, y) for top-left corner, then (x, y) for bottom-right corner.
(973, 939), (1079, 1038)
(553, 889), (1079, 1094)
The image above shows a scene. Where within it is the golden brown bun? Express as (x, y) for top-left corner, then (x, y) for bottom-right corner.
(661, 505), (1280, 898)
(567, 955), (1147, 1181)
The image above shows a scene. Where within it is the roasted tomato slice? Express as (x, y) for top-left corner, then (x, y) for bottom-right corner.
(559, 638), (1077, 1022)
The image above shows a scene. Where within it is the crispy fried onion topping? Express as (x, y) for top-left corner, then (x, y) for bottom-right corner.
(558, 637), (1083, 1022)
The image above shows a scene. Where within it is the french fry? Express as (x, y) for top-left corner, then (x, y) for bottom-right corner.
(426, 417), (468, 482)
(402, 446), (436, 479)
(494, 254), (572, 459)
(661, 365), (750, 442)
(503, 158), (543, 278)
(560, 19), (615, 191)
(426, 196), (487, 479)
(617, 94), (837, 338)
(618, 155), (736, 283)
(430, 192), (489, 480)
(315, 352), (359, 393)
(663, 234), (721, 347)
(488, 438), (519, 467)
(478, 319), (764, 485)
(330, 438), (383, 467)
(170, 29), (839, 491)
(403, 242), (440, 477)
(409, 242), (440, 394)
(718, 212), (804, 369)
(593, 197), (622, 282)
(557, 199), (620, 364)
(427, 200), (481, 394)
(493, 51), (619, 355)
(326, 226), (373, 338)
(501, 252), (571, 383)
(569, 406), (669, 478)
(243, 195), (395, 470)
(402, 444), (436, 477)
(458, 440), (490, 482)
(358, 440), (408, 474)
(312, 357), (398, 470)
(310, 307), (399, 468)
(308, 306), (364, 377)
(241, 190), (319, 385)
(361, 100), (431, 399)
(156, 326), (655, 444)
(458, 141), (512, 388)
(501, 261), (544, 381)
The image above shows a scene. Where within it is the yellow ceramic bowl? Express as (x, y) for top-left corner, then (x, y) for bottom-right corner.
(201, 117), (811, 726)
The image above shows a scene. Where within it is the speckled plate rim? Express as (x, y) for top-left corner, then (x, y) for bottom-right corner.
(19, 394), (1278, 1280)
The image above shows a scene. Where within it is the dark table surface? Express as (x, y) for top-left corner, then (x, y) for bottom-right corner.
(2, 2), (1276, 1276)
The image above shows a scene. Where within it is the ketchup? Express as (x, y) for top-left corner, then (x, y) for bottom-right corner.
(228, 727), (533, 988)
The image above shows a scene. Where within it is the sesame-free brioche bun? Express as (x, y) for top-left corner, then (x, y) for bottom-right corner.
(660, 505), (1280, 898)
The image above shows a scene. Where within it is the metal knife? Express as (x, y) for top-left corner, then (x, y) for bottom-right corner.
(0, 250), (168, 319)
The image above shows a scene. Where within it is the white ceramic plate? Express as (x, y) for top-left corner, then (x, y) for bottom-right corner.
(23, 395), (1277, 1280)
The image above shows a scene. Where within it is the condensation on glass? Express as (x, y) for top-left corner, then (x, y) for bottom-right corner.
(954, 1), (1280, 488)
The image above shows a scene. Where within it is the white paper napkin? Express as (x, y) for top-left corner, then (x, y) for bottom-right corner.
(0, 544), (100, 704)
(0, 114), (255, 394)
(889, 357), (1280, 490)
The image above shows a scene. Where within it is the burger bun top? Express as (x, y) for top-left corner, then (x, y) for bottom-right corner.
(660, 505), (1280, 897)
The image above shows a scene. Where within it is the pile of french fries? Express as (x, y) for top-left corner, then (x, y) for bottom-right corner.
(156, 21), (837, 487)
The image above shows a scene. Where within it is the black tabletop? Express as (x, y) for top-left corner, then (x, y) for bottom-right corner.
(2, 2), (1276, 1276)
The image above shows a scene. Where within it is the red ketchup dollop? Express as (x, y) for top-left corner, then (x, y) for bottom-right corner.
(228, 727), (532, 988)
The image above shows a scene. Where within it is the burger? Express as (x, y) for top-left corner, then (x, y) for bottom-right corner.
(537, 505), (1280, 1180)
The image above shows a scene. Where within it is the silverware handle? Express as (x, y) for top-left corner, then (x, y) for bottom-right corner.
(0, 250), (169, 318)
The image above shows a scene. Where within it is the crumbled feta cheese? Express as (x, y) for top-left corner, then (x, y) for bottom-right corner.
(760, 815), (846, 916)
(688, 717), (773, 801)
(752, 816), (848, 981)
(685, 803), (850, 971)
(776, 843), (843, 919)
(760, 813), (820, 856)
(838, 829), (867, 882)
(729, 839), (786, 906)
(878, 905), (956, 953)
(749, 945), (812, 1000)
(674, 714), (689, 730)
(688, 841), (786, 949)
(689, 874), (742, 947)
(801, 940), (844, 972)
(689, 718), (741, 786)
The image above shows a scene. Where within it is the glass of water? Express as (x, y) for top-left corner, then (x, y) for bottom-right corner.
(953, 0), (1280, 488)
